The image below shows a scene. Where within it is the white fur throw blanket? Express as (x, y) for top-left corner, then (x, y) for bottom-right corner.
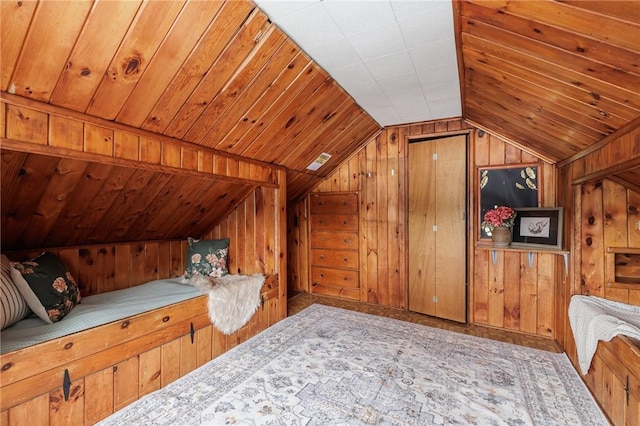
(568, 295), (640, 375)
(189, 274), (265, 335)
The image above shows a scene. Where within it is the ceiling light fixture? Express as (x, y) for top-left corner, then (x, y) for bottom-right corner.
(307, 153), (332, 171)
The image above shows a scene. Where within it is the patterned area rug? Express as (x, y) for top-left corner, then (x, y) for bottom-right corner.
(99, 304), (607, 425)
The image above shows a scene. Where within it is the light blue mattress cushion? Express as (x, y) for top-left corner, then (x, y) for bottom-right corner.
(0, 278), (201, 354)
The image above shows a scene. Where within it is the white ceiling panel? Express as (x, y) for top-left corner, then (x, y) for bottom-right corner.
(307, 38), (362, 70)
(390, 1), (443, 19)
(323, 1), (395, 37)
(364, 50), (415, 80)
(347, 22), (405, 60)
(379, 73), (422, 97)
(254, 0), (462, 127)
(273, 3), (344, 50)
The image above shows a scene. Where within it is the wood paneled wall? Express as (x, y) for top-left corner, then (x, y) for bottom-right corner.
(471, 130), (560, 338)
(229, 181), (287, 318)
(290, 119), (467, 308)
(557, 122), (640, 358)
(288, 118), (562, 337)
(553, 112), (640, 426)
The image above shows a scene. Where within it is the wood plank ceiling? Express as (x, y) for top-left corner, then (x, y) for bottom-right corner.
(0, 0), (381, 204)
(457, 0), (640, 164)
(1, 150), (255, 250)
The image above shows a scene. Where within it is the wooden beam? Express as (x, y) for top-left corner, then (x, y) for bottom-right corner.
(572, 156), (640, 186)
(0, 92), (284, 173)
(557, 114), (640, 168)
(0, 138), (275, 188)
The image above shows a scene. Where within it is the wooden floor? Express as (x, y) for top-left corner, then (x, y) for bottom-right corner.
(287, 292), (562, 353)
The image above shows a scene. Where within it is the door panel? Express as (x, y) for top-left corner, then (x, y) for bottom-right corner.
(408, 141), (436, 315)
(408, 135), (467, 322)
(434, 135), (467, 322)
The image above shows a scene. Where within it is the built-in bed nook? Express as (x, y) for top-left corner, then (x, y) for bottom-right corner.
(0, 96), (287, 424)
(1, 258), (280, 425)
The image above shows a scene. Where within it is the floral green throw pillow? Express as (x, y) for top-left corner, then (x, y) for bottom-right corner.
(10, 251), (81, 324)
(183, 237), (230, 281)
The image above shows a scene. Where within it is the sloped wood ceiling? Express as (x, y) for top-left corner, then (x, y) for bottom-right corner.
(458, 0), (640, 164)
(1, 150), (256, 250)
(1, 0), (380, 202)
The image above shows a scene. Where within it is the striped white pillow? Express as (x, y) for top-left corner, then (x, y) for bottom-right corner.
(1, 254), (31, 330)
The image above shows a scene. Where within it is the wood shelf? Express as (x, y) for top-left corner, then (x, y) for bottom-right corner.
(476, 242), (569, 255)
(476, 242), (569, 274)
(606, 247), (640, 289)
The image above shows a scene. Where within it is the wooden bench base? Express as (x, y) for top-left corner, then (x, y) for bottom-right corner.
(1, 276), (281, 425)
(584, 336), (640, 426)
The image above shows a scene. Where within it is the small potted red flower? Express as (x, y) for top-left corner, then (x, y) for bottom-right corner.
(482, 206), (516, 246)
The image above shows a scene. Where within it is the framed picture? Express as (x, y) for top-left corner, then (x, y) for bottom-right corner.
(512, 207), (563, 249)
(479, 164), (540, 239)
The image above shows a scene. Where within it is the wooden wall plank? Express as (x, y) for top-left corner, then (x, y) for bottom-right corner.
(487, 251), (505, 328)
(49, 115), (83, 151)
(202, 41), (301, 146)
(49, 380), (84, 426)
(139, 347), (161, 398)
(7, 1), (92, 102)
(519, 251), (538, 334)
(180, 331), (198, 374)
(503, 251), (521, 330)
(186, 26), (286, 145)
(1, 97), (281, 190)
(113, 357), (139, 411)
(473, 250), (489, 325)
(87, 1), (186, 120)
(84, 123), (114, 156)
(117, 1), (223, 128)
(17, 158), (86, 249)
(141, 1), (255, 135)
(172, 9), (271, 141)
(0, 0), (37, 92)
(51, 1), (143, 112)
(386, 130), (402, 308)
(6, 104), (47, 145)
(8, 393), (48, 426)
(2, 153), (57, 247)
(536, 254), (554, 337)
(196, 326), (213, 367)
(84, 368), (114, 425)
(160, 339), (181, 388)
(581, 181), (605, 296)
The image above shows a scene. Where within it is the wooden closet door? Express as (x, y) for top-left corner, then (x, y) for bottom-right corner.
(408, 135), (467, 322)
(408, 141), (437, 316)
